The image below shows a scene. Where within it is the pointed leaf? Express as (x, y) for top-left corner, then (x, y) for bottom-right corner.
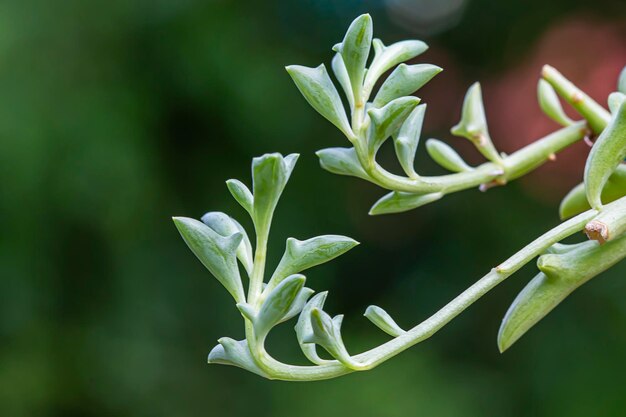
(367, 96), (420, 154)
(267, 235), (359, 290)
(201, 212), (254, 276)
(537, 79), (574, 126)
(295, 292), (332, 365)
(335, 14), (372, 103)
(584, 100), (626, 209)
(373, 64), (441, 107)
(226, 179), (254, 215)
(286, 64), (353, 137)
(425, 138), (473, 172)
(208, 338), (268, 377)
(173, 217), (245, 302)
(331, 53), (354, 111)
(394, 104), (426, 177)
(365, 40), (429, 96)
(253, 274), (305, 339)
(316, 147), (369, 180)
(280, 287), (315, 324)
(499, 236), (626, 352)
(451, 83), (502, 163)
(364, 305), (406, 337)
(252, 153), (299, 234)
(307, 308), (359, 369)
(369, 191), (443, 215)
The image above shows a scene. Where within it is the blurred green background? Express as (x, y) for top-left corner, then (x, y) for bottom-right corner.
(1, 0), (625, 415)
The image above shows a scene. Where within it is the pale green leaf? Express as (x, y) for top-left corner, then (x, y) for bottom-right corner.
(373, 64), (441, 107)
(425, 138), (472, 172)
(173, 217), (245, 302)
(286, 64), (353, 137)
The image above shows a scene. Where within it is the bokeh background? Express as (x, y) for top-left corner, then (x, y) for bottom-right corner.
(1, 0), (625, 415)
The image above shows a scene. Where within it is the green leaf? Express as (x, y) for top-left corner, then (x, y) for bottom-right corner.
(252, 153), (299, 234)
(173, 217), (245, 302)
(559, 165), (626, 220)
(369, 191), (443, 215)
(304, 308), (360, 369)
(364, 305), (406, 337)
(365, 40), (429, 96)
(226, 179), (254, 215)
(335, 14), (373, 103)
(267, 235), (359, 290)
(608, 92), (625, 114)
(451, 83), (502, 164)
(295, 292), (332, 365)
(393, 104), (426, 178)
(208, 338), (268, 377)
(537, 79), (574, 126)
(373, 64), (441, 107)
(618, 66), (626, 94)
(280, 287), (315, 324)
(316, 147), (370, 180)
(584, 100), (626, 209)
(498, 236), (626, 352)
(246, 274), (305, 340)
(367, 96), (420, 154)
(286, 64), (353, 137)
(201, 212), (254, 276)
(425, 138), (473, 173)
(331, 53), (354, 111)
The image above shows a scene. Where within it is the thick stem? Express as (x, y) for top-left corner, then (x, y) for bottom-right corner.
(542, 65), (611, 135)
(249, 206), (600, 381)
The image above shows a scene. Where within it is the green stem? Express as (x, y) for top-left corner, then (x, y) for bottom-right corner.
(542, 65), (611, 135)
(354, 122), (587, 194)
(249, 205), (601, 380)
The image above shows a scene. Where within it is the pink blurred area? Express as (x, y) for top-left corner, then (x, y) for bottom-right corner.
(485, 16), (626, 202)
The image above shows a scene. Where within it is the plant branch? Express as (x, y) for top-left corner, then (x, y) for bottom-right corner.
(247, 204), (606, 380)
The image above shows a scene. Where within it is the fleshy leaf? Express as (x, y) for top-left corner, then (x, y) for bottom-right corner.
(367, 96), (420, 154)
(559, 165), (626, 220)
(173, 217), (245, 302)
(369, 191), (443, 215)
(393, 104), (426, 178)
(425, 138), (473, 173)
(226, 179), (254, 215)
(248, 274), (305, 340)
(286, 65), (353, 138)
(280, 287), (315, 324)
(335, 14), (373, 103)
(267, 235), (359, 290)
(252, 153), (299, 234)
(331, 53), (354, 111)
(608, 92), (625, 114)
(498, 236), (626, 352)
(584, 100), (626, 209)
(373, 64), (441, 107)
(451, 83), (502, 164)
(208, 338), (268, 377)
(316, 147), (370, 180)
(201, 212), (254, 276)
(295, 292), (332, 365)
(364, 305), (406, 337)
(365, 40), (430, 97)
(304, 308), (360, 369)
(537, 79), (574, 126)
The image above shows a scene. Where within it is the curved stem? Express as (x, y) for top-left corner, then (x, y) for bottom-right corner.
(355, 122), (588, 194)
(252, 207), (599, 381)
